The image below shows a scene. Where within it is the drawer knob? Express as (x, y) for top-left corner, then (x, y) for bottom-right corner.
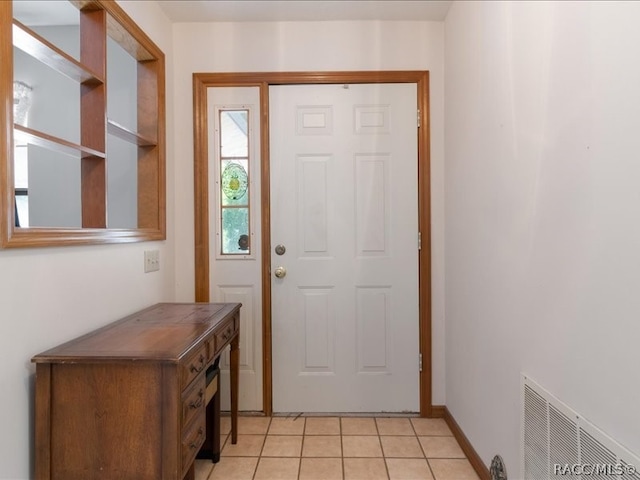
(189, 390), (205, 409)
(189, 427), (205, 449)
(189, 354), (206, 373)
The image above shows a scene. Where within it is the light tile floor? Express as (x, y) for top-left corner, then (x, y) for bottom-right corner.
(194, 416), (481, 480)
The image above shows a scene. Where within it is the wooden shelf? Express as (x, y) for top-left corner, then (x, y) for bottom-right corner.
(107, 119), (156, 147)
(12, 20), (104, 85)
(13, 124), (106, 159)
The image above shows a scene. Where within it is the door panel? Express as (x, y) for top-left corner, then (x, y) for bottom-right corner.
(208, 87), (262, 411)
(270, 83), (419, 412)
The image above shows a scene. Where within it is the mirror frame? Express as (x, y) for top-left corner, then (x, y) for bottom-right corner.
(0, 0), (165, 248)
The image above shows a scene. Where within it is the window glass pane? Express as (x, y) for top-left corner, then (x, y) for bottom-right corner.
(15, 195), (29, 228)
(221, 159), (249, 207)
(221, 207), (249, 255)
(14, 144), (28, 188)
(220, 110), (248, 158)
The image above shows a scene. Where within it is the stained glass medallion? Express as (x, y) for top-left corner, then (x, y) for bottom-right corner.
(221, 162), (248, 201)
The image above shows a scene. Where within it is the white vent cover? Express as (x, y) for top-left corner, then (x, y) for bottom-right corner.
(522, 375), (640, 480)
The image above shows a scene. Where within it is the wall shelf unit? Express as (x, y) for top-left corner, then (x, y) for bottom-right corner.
(1, 0), (166, 247)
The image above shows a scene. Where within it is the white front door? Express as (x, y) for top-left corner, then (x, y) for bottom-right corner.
(208, 87), (262, 411)
(270, 83), (420, 412)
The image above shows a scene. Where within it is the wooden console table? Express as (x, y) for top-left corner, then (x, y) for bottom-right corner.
(31, 302), (241, 480)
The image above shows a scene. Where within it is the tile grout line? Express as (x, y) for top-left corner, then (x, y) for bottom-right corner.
(251, 417), (271, 480)
(205, 429), (228, 480)
(202, 416), (475, 480)
(374, 418), (392, 480)
(295, 418), (304, 480)
(411, 418), (438, 480)
(340, 417), (345, 480)
(299, 417), (307, 480)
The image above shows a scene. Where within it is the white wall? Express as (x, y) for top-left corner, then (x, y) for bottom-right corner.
(170, 20), (447, 405)
(0, 2), (175, 479)
(445, 0), (640, 474)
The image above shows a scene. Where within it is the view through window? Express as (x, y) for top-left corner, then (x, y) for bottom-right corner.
(219, 109), (250, 255)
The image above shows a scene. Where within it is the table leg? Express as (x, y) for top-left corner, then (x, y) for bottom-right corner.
(212, 380), (221, 462)
(230, 332), (239, 444)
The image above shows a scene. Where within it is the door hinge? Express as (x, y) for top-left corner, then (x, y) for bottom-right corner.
(417, 109), (421, 128)
(418, 231), (422, 251)
(419, 353), (423, 372)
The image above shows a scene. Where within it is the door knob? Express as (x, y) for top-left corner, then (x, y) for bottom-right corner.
(274, 266), (287, 278)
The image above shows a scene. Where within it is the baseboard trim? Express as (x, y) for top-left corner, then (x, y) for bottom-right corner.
(430, 405), (446, 418)
(444, 407), (491, 480)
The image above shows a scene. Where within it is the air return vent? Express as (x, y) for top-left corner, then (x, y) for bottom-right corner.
(522, 375), (640, 480)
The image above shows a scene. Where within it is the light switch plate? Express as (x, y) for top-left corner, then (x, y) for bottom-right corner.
(144, 250), (160, 273)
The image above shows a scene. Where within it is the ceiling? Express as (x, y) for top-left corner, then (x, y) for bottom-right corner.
(12, 1), (452, 26)
(156, 1), (453, 23)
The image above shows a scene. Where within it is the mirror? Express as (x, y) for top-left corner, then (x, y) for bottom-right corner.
(1, 0), (165, 247)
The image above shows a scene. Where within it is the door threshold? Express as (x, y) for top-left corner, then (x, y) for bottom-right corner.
(221, 411), (422, 418)
(271, 412), (421, 418)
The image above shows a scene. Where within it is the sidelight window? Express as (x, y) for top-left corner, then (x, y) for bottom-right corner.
(218, 109), (251, 256)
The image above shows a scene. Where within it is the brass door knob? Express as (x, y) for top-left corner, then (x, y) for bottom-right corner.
(274, 266), (287, 278)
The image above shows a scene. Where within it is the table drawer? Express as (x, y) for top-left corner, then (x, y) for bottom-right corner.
(180, 344), (207, 389)
(181, 412), (206, 474)
(181, 375), (206, 428)
(214, 315), (238, 354)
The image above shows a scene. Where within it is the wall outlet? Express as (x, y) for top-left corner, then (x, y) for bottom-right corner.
(144, 250), (160, 273)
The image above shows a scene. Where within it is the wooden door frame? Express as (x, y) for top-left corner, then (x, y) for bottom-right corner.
(193, 71), (432, 416)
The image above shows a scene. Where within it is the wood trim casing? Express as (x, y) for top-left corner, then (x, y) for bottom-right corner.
(0, 1), (13, 247)
(193, 71), (432, 417)
(193, 74), (210, 303)
(444, 407), (491, 480)
(259, 82), (273, 416)
(417, 72), (432, 417)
